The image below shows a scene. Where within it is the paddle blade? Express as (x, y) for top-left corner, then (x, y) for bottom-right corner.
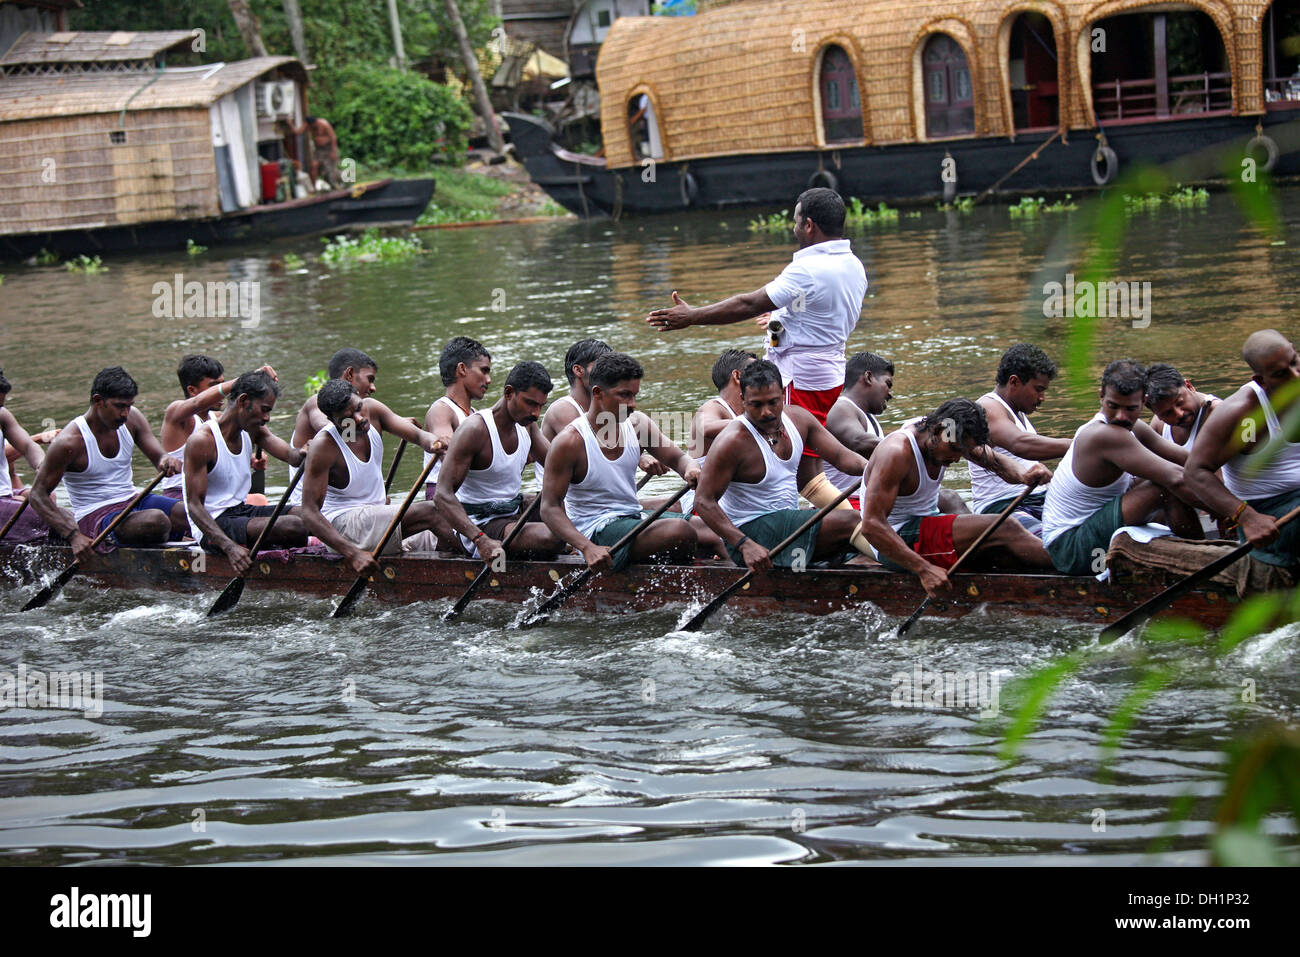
(332, 577), (368, 618)
(894, 598), (931, 638)
(206, 576), (246, 618)
(22, 562), (78, 611)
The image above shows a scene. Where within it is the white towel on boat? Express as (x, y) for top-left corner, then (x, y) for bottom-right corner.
(1095, 523), (1172, 581)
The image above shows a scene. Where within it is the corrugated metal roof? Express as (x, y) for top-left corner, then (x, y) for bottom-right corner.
(0, 56), (304, 121)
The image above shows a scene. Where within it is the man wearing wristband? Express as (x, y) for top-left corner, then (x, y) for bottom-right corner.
(1185, 329), (1300, 565)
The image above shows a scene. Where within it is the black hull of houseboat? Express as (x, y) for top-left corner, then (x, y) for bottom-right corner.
(0, 177), (435, 261)
(506, 111), (1300, 217)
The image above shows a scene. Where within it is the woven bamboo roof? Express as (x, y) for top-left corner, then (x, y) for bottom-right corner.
(0, 56), (305, 121)
(595, 0), (1269, 168)
(0, 30), (197, 65)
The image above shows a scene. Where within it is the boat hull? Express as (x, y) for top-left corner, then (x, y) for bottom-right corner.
(506, 111), (1300, 217)
(0, 178), (435, 260)
(0, 541), (1245, 628)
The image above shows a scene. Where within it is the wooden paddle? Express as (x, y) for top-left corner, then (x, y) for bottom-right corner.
(1099, 504), (1300, 642)
(0, 496), (31, 543)
(332, 450), (439, 618)
(206, 465), (306, 617)
(446, 471), (656, 623)
(522, 477), (689, 627)
(894, 482), (1038, 638)
(680, 483), (857, 633)
(23, 471), (167, 610)
(384, 438), (408, 494)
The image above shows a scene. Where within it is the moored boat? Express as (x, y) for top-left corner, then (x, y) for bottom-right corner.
(0, 539), (1250, 628)
(0, 28), (434, 259)
(509, 0), (1300, 216)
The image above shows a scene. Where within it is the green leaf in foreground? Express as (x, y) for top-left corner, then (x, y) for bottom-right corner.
(998, 650), (1085, 762)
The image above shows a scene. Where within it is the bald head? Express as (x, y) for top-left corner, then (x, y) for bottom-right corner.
(1243, 329), (1291, 375)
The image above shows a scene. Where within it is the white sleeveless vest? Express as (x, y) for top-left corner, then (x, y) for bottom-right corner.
(1041, 415), (1133, 546)
(562, 413), (642, 539)
(1223, 381), (1300, 500)
(183, 418), (252, 541)
(320, 422), (386, 521)
(824, 396), (880, 494)
(886, 427), (944, 530)
(718, 414), (803, 527)
(425, 395), (470, 484)
(457, 410), (530, 505)
(65, 415), (136, 520)
(535, 394), (583, 487)
(681, 396), (737, 513)
(161, 412), (214, 491)
(970, 392), (1039, 511)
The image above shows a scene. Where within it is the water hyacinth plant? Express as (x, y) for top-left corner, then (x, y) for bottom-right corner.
(320, 228), (425, 264)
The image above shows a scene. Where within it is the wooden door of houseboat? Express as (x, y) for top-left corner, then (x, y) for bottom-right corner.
(924, 35), (975, 138)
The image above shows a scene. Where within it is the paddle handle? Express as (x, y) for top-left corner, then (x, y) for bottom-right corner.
(682, 482), (856, 633)
(0, 495), (30, 542)
(526, 481), (691, 624)
(1099, 503), (1300, 641)
(894, 481), (1036, 638)
(384, 438), (409, 495)
(86, 470), (169, 550)
(445, 470), (655, 624)
(250, 443), (266, 496)
(242, 463), (305, 567)
(332, 450), (440, 617)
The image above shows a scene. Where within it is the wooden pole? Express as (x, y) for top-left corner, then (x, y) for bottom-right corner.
(226, 0), (269, 57)
(387, 0), (408, 71)
(282, 0), (311, 64)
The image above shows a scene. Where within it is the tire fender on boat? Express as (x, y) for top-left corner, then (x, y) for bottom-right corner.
(807, 169), (838, 192)
(1091, 145), (1119, 186)
(1246, 134), (1279, 173)
(680, 170), (699, 207)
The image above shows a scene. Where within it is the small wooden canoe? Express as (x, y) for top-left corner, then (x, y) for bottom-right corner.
(0, 541), (1248, 628)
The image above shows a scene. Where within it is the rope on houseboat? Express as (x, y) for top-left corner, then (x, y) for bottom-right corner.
(972, 127), (1063, 205)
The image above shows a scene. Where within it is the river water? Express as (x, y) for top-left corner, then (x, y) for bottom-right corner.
(0, 191), (1297, 864)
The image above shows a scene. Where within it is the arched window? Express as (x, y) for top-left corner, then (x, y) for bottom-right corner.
(1008, 12), (1059, 130)
(627, 94), (663, 160)
(924, 34), (975, 137)
(818, 45), (863, 142)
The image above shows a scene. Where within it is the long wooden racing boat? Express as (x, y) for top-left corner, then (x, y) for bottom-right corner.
(0, 541), (1249, 628)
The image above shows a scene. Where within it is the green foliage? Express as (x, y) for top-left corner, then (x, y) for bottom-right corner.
(282, 252), (306, 270)
(186, 238), (207, 256)
(1123, 184), (1210, 213)
(1008, 195), (1077, 218)
(938, 196), (974, 213)
(64, 255), (107, 274)
(322, 63), (473, 169)
(304, 370), (328, 397)
(748, 209), (793, 233)
(844, 198), (899, 227)
(320, 227), (424, 264)
(416, 165), (512, 224)
(35, 248), (59, 266)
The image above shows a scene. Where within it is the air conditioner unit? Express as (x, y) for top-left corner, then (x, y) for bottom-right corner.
(257, 81), (295, 118)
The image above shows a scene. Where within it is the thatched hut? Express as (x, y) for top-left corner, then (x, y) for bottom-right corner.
(0, 30), (307, 238)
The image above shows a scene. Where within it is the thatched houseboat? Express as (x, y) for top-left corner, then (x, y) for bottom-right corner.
(0, 25), (433, 259)
(507, 0), (1300, 215)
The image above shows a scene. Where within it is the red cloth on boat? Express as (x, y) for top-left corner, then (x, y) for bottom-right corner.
(914, 513), (960, 569)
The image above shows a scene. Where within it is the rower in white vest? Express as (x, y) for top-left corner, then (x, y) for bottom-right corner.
(971, 345), (1072, 535)
(286, 347), (381, 508)
(158, 355), (278, 506)
(298, 379), (451, 579)
(541, 352), (710, 572)
(678, 348), (754, 514)
(28, 366), (184, 563)
(424, 336), (490, 501)
(694, 359), (871, 571)
(823, 352), (893, 506)
(435, 361), (564, 565)
(182, 370), (308, 575)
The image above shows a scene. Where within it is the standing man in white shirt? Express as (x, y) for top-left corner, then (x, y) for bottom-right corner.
(646, 187), (868, 510)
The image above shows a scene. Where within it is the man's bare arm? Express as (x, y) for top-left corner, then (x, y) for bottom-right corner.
(825, 401), (883, 458)
(0, 408), (43, 471)
(799, 407), (868, 479)
(981, 400), (1071, 460)
(1133, 419), (1189, 464)
(647, 287), (776, 329)
(128, 407), (180, 475)
(433, 418), (492, 542)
